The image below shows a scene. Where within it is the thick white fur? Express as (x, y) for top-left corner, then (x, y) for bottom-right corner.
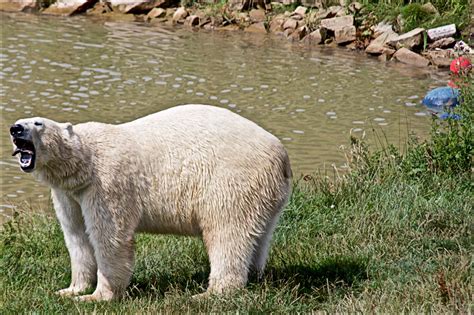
(13, 104), (292, 301)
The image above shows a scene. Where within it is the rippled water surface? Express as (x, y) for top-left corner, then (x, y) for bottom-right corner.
(0, 12), (449, 219)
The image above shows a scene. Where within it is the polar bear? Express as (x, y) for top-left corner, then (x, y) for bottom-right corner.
(9, 104), (292, 302)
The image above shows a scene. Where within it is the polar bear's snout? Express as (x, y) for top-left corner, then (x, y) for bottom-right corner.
(10, 122), (36, 173)
(10, 123), (25, 136)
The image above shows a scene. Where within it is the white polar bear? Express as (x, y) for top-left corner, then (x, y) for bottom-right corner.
(9, 104), (292, 302)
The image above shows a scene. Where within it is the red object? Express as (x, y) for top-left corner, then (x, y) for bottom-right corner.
(450, 56), (472, 75)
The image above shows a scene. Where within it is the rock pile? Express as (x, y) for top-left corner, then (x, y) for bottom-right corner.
(1, 0), (471, 68)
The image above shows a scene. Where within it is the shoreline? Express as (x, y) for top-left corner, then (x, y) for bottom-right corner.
(1, 1), (472, 70)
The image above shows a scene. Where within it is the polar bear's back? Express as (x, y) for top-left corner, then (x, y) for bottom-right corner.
(124, 104), (277, 144)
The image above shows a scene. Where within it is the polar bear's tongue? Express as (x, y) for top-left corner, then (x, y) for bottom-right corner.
(20, 152), (33, 168)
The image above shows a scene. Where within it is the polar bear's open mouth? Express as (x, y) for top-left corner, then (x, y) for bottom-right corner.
(12, 138), (36, 172)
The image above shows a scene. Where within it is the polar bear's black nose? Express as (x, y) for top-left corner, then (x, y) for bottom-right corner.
(10, 124), (24, 137)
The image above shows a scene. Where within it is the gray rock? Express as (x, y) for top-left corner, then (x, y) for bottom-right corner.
(147, 7), (166, 19)
(393, 47), (430, 67)
(316, 5), (343, 20)
(428, 37), (456, 49)
(320, 15), (353, 32)
(249, 9), (266, 22)
(289, 26), (308, 41)
(227, 0), (268, 11)
(421, 2), (438, 15)
(43, 0), (97, 16)
(0, 0), (37, 12)
(335, 25), (356, 44)
(185, 15), (200, 27)
(293, 5), (307, 17)
(300, 0), (323, 9)
(365, 31), (398, 55)
(387, 27), (425, 50)
(348, 1), (362, 13)
(425, 50), (455, 67)
(283, 18), (298, 31)
(245, 22), (267, 33)
(269, 17), (285, 33)
(172, 6), (188, 23)
(373, 21), (394, 37)
(302, 28), (324, 44)
(113, 0), (176, 14)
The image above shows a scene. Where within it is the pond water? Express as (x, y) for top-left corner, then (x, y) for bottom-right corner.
(0, 12), (449, 220)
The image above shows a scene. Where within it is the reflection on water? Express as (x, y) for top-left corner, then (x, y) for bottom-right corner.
(0, 12), (449, 220)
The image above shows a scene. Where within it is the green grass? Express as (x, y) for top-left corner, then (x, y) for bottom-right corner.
(1, 168), (471, 312)
(358, 0), (470, 33)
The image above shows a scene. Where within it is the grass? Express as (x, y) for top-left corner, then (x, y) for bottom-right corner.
(1, 70), (473, 313)
(1, 171), (471, 312)
(359, 0), (470, 33)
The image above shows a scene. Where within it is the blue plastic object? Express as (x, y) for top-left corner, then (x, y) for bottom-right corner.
(422, 87), (460, 119)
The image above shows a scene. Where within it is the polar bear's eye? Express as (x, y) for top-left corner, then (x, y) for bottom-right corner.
(34, 121), (43, 126)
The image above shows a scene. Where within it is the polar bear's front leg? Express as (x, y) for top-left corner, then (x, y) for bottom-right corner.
(52, 189), (97, 297)
(75, 207), (136, 302)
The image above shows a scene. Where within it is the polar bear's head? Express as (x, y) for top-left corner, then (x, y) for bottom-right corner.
(10, 117), (73, 173)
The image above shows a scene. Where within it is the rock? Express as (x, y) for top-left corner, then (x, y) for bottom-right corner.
(289, 26), (308, 41)
(236, 12), (250, 23)
(0, 0), (37, 12)
(269, 17), (285, 33)
(227, 0), (268, 11)
(172, 6), (188, 23)
(393, 48), (430, 67)
(147, 7), (166, 19)
(301, 0), (323, 9)
(185, 15), (199, 27)
(165, 8), (175, 17)
(348, 1), (362, 13)
(365, 31), (398, 55)
(345, 42), (357, 50)
(378, 54), (388, 62)
(425, 50), (455, 67)
(293, 6), (307, 17)
(289, 13), (303, 21)
(421, 2), (438, 15)
(87, 1), (113, 15)
(113, 0), (177, 14)
(316, 5), (343, 20)
(249, 9), (266, 22)
(302, 28), (324, 44)
(320, 15), (353, 32)
(283, 28), (294, 37)
(217, 24), (240, 31)
(373, 21), (394, 37)
(428, 37), (455, 49)
(283, 18), (298, 31)
(43, 0), (97, 16)
(335, 25), (356, 44)
(426, 24), (456, 41)
(199, 16), (211, 27)
(382, 47), (396, 56)
(245, 22), (267, 33)
(387, 27), (425, 50)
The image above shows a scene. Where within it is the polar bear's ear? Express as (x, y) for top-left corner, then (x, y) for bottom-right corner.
(64, 123), (73, 134)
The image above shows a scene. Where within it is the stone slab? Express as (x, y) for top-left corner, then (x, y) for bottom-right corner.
(43, 0), (97, 16)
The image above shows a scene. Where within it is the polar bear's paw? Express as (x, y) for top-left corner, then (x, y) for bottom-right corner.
(55, 287), (84, 297)
(74, 291), (114, 302)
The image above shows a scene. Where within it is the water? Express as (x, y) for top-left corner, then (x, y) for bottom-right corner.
(0, 12), (449, 220)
